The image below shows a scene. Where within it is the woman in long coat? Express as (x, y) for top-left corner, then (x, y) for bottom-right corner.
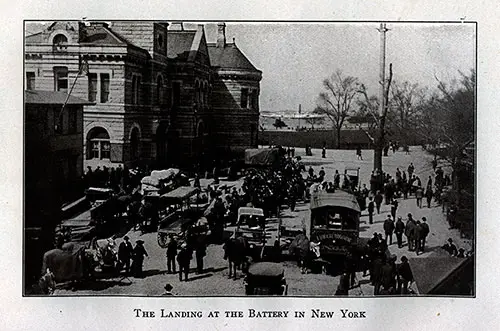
(131, 240), (148, 278)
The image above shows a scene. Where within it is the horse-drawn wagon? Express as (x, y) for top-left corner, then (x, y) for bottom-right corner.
(308, 190), (361, 258)
(232, 207), (281, 261)
(157, 186), (209, 248)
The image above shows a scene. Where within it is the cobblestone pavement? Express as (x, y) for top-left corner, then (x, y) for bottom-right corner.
(54, 146), (472, 296)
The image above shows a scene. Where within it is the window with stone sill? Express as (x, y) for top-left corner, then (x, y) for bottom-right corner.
(241, 88), (248, 108)
(88, 73), (97, 102)
(26, 72), (35, 90)
(100, 73), (110, 103)
(54, 67), (68, 92)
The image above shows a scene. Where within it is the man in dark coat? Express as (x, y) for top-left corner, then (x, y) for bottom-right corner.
(367, 197), (375, 224)
(166, 235), (177, 274)
(195, 241), (207, 274)
(441, 238), (458, 256)
(397, 256), (413, 294)
(415, 186), (424, 208)
(118, 236), (133, 274)
(177, 243), (192, 281)
(371, 255), (384, 295)
(380, 255), (397, 295)
(334, 170), (340, 189)
(425, 187), (433, 208)
(390, 199), (399, 220)
(395, 217), (405, 248)
(383, 215), (395, 245)
(405, 214), (416, 251)
(131, 240), (148, 278)
(374, 191), (383, 214)
(414, 221), (423, 255)
(420, 217), (430, 253)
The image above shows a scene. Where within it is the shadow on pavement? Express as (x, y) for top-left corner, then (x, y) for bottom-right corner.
(140, 269), (164, 278)
(203, 266), (226, 273)
(59, 279), (132, 292)
(186, 273), (213, 282)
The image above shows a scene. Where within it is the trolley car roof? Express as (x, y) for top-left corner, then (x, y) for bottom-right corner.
(161, 186), (199, 200)
(310, 191), (361, 212)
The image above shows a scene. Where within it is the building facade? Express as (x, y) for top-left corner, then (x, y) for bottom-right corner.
(24, 90), (89, 285)
(25, 21), (262, 170)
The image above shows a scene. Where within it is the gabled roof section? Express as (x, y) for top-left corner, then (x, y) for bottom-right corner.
(167, 30), (196, 60)
(207, 43), (260, 72)
(25, 32), (43, 44)
(80, 24), (128, 45)
(25, 90), (94, 105)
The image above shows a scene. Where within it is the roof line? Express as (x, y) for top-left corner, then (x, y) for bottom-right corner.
(102, 26), (127, 44)
(187, 25), (204, 62)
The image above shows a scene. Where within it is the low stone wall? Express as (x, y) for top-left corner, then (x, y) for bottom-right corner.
(258, 129), (373, 149)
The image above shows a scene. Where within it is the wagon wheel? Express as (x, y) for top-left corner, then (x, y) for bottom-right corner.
(157, 232), (168, 248)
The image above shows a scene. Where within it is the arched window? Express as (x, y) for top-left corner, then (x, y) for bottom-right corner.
(194, 80), (200, 107)
(203, 82), (208, 107)
(86, 127), (110, 160)
(156, 75), (164, 105)
(52, 34), (68, 52)
(53, 34), (68, 45)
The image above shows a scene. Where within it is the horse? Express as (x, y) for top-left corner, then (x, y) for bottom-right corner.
(223, 235), (249, 280)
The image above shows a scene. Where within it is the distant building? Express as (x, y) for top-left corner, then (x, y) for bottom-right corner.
(25, 21), (262, 170)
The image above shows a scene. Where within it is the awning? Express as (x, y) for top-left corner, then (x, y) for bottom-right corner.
(310, 191), (360, 212)
(161, 186), (199, 201)
(238, 207), (265, 219)
(409, 251), (474, 295)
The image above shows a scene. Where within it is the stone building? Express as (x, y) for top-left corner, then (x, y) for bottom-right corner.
(208, 23), (262, 158)
(25, 21), (261, 170)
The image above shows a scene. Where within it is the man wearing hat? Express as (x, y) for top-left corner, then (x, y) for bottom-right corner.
(177, 243), (192, 281)
(131, 240), (148, 278)
(441, 238), (458, 256)
(118, 236), (133, 274)
(397, 256), (413, 294)
(383, 215), (395, 246)
(166, 234), (178, 274)
(162, 283), (174, 296)
(420, 217), (430, 253)
(395, 217), (405, 248)
(405, 214), (416, 251)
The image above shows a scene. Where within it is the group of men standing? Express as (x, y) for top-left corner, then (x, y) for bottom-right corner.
(117, 236), (149, 277)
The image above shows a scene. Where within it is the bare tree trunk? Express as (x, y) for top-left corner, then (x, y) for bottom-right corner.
(336, 128), (341, 149)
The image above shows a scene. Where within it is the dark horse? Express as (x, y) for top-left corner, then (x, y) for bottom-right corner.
(223, 235), (249, 280)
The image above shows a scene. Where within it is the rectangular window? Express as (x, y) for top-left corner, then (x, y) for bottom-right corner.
(241, 88), (248, 108)
(54, 67), (68, 92)
(100, 73), (110, 103)
(101, 141), (111, 159)
(91, 141), (100, 159)
(88, 73), (97, 102)
(172, 82), (181, 107)
(68, 107), (77, 134)
(26, 72), (35, 90)
(131, 75), (141, 105)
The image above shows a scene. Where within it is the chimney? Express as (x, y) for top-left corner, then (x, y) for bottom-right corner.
(217, 22), (226, 48)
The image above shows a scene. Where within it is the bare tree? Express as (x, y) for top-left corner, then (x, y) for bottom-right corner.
(305, 113), (325, 130)
(314, 70), (360, 148)
(389, 81), (428, 145)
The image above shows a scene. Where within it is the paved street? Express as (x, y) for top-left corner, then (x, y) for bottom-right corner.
(54, 146), (471, 296)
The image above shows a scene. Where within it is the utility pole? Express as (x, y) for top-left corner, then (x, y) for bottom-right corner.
(298, 104), (301, 130)
(374, 23), (389, 172)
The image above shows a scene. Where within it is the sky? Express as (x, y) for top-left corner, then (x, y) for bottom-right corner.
(27, 21), (476, 114)
(200, 22), (476, 114)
